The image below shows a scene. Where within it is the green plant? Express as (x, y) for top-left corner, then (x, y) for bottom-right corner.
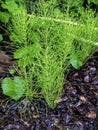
(70, 8), (98, 68)
(1, 0), (98, 109)
(0, 1), (9, 42)
(7, 6), (42, 99)
(33, 20), (74, 108)
(0, 0), (26, 41)
(1, 3), (72, 108)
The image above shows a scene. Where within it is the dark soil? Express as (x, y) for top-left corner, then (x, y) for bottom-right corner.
(0, 51), (98, 130)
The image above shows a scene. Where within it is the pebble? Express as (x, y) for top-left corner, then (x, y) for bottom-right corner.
(84, 75), (90, 83)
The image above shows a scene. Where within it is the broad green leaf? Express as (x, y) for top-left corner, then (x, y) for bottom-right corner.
(2, 76), (25, 100)
(14, 46), (30, 59)
(0, 34), (3, 42)
(14, 43), (41, 66)
(0, 12), (9, 23)
(1, 0), (18, 13)
(14, 43), (41, 59)
(70, 55), (83, 69)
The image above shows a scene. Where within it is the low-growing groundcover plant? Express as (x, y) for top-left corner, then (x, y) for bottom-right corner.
(1, 0), (98, 109)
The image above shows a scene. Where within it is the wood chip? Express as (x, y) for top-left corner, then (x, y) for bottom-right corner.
(0, 67), (5, 73)
(32, 114), (39, 119)
(0, 51), (11, 63)
(79, 96), (88, 102)
(86, 111), (96, 119)
(55, 98), (63, 103)
(52, 118), (59, 125)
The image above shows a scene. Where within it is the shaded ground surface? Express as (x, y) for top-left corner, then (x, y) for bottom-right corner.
(0, 51), (98, 130)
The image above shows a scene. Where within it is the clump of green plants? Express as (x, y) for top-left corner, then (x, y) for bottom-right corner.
(0, 0), (25, 41)
(1, 0), (98, 109)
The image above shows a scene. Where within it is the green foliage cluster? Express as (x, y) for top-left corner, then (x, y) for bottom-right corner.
(1, 0), (98, 108)
(57, 0), (98, 13)
(0, 0), (25, 41)
(88, 0), (98, 4)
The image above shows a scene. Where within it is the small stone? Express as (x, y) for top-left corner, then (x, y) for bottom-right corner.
(84, 75), (90, 83)
(31, 106), (35, 112)
(89, 67), (96, 75)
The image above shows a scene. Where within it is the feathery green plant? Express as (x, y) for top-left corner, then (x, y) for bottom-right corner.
(69, 9), (98, 68)
(1, 0), (98, 109)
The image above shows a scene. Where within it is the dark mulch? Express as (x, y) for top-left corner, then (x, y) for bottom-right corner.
(0, 51), (98, 130)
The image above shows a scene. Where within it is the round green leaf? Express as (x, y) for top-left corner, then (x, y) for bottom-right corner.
(0, 12), (9, 23)
(70, 55), (83, 69)
(1, 76), (26, 100)
(1, 0), (18, 13)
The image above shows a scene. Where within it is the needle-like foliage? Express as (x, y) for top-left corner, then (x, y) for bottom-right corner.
(1, 0), (98, 109)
